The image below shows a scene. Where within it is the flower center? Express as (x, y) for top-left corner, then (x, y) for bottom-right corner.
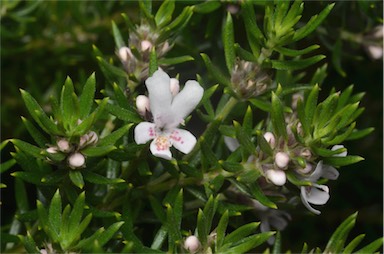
(155, 136), (171, 151)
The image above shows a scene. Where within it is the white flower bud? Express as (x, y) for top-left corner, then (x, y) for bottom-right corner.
(136, 95), (150, 116)
(266, 169), (286, 186)
(57, 139), (70, 152)
(275, 152), (290, 169)
(263, 132), (275, 148)
(46, 147), (58, 154)
(118, 47), (133, 62)
(331, 145), (347, 157)
(68, 152), (85, 168)
(184, 235), (200, 254)
(298, 163), (313, 174)
(141, 40), (152, 52)
(170, 78), (180, 96)
(40, 249), (48, 254)
(87, 131), (98, 145)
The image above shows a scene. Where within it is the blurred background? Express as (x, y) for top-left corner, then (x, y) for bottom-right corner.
(1, 1), (382, 251)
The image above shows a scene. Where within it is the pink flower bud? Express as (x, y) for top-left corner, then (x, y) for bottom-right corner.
(275, 152), (290, 169)
(170, 78), (180, 96)
(68, 152), (85, 168)
(266, 169), (286, 186)
(141, 40), (152, 52)
(118, 47), (133, 62)
(263, 132), (275, 148)
(184, 235), (200, 254)
(136, 95), (150, 116)
(57, 139), (70, 152)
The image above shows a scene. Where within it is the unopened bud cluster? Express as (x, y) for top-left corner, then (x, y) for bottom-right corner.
(46, 130), (98, 169)
(231, 60), (272, 99)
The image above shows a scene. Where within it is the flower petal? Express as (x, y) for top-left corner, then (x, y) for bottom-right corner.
(170, 128), (197, 154)
(300, 186), (321, 215)
(224, 136), (240, 152)
(321, 164), (339, 180)
(134, 122), (156, 144)
(331, 145), (347, 157)
(169, 80), (203, 128)
(150, 139), (172, 160)
(145, 69), (173, 127)
(307, 160), (324, 181)
(306, 184), (330, 205)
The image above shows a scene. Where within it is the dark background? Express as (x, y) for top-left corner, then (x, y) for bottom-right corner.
(1, 1), (382, 252)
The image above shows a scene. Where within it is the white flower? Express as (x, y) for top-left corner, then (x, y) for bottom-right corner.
(134, 69), (203, 160)
(331, 144), (347, 157)
(184, 235), (201, 253)
(265, 169), (286, 186)
(300, 160), (339, 214)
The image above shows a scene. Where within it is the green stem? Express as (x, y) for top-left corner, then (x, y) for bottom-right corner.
(183, 96), (238, 161)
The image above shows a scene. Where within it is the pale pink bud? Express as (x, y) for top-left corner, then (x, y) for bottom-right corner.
(68, 152), (85, 168)
(170, 78), (180, 96)
(275, 152), (290, 169)
(136, 95), (150, 116)
(300, 148), (312, 159)
(141, 40), (152, 52)
(40, 249), (48, 254)
(87, 131), (98, 145)
(263, 132), (275, 148)
(298, 163), (313, 174)
(118, 47), (133, 62)
(266, 169), (286, 186)
(57, 139), (70, 152)
(79, 134), (88, 148)
(46, 147), (58, 154)
(184, 235), (200, 254)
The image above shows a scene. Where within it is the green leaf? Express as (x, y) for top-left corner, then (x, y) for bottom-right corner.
(21, 116), (49, 147)
(112, 21), (125, 50)
(15, 178), (29, 213)
(223, 12), (235, 72)
(323, 155), (364, 167)
(271, 92), (287, 139)
(276, 45), (320, 57)
(272, 231), (282, 254)
(197, 208), (209, 246)
(286, 171), (312, 186)
(166, 204), (182, 252)
(234, 44), (259, 62)
(82, 170), (125, 185)
(310, 63), (328, 86)
(20, 232), (39, 254)
(151, 225), (167, 250)
(324, 212), (357, 253)
(149, 47), (158, 76)
(332, 38), (346, 77)
(98, 124), (133, 147)
(220, 161), (243, 173)
(249, 98), (272, 112)
(257, 133), (273, 156)
(68, 192), (85, 236)
(159, 6), (193, 41)
(11, 139), (44, 159)
(226, 232), (275, 254)
(354, 237), (384, 253)
(61, 76), (79, 128)
(79, 72), (96, 119)
(69, 171), (84, 189)
(343, 234), (365, 253)
(241, 1), (263, 56)
(112, 83), (129, 109)
(158, 55), (194, 65)
(293, 3), (335, 41)
(271, 55), (326, 71)
(234, 121), (256, 155)
(200, 53), (232, 88)
(248, 182), (277, 209)
(20, 89), (60, 135)
(104, 103), (142, 123)
(0, 158), (16, 173)
(98, 221), (125, 246)
(149, 195), (166, 223)
(96, 56), (127, 84)
(305, 84), (319, 129)
(49, 190), (62, 241)
(346, 127), (374, 141)
(216, 210), (229, 251)
(12, 171), (44, 185)
(193, 1), (221, 13)
(81, 145), (116, 157)
(155, 0), (175, 28)
(224, 222), (260, 244)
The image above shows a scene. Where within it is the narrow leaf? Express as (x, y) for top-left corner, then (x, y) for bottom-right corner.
(79, 72), (96, 119)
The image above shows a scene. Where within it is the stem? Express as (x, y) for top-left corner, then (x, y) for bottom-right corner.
(183, 96), (238, 161)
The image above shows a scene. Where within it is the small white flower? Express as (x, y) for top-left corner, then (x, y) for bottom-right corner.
(265, 169), (286, 186)
(68, 152), (85, 168)
(134, 69), (203, 160)
(184, 235), (201, 254)
(275, 152), (290, 169)
(263, 132), (275, 148)
(170, 78), (180, 96)
(57, 139), (71, 152)
(136, 95), (150, 116)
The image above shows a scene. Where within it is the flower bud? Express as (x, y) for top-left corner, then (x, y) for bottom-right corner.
(170, 78), (180, 96)
(87, 131), (98, 145)
(298, 163), (313, 174)
(275, 152), (290, 169)
(46, 147), (58, 154)
(40, 249), (48, 254)
(136, 95), (150, 116)
(266, 169), (286, 186)
(68, 152), (85, 168)
(184, 235), (200, 254)
(141, 40), (153, 52)
(263, 132), (275, 148)
(331, 145), (347, 157)
(57, 139), (70, 152)
(118, 46), (133, 63)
